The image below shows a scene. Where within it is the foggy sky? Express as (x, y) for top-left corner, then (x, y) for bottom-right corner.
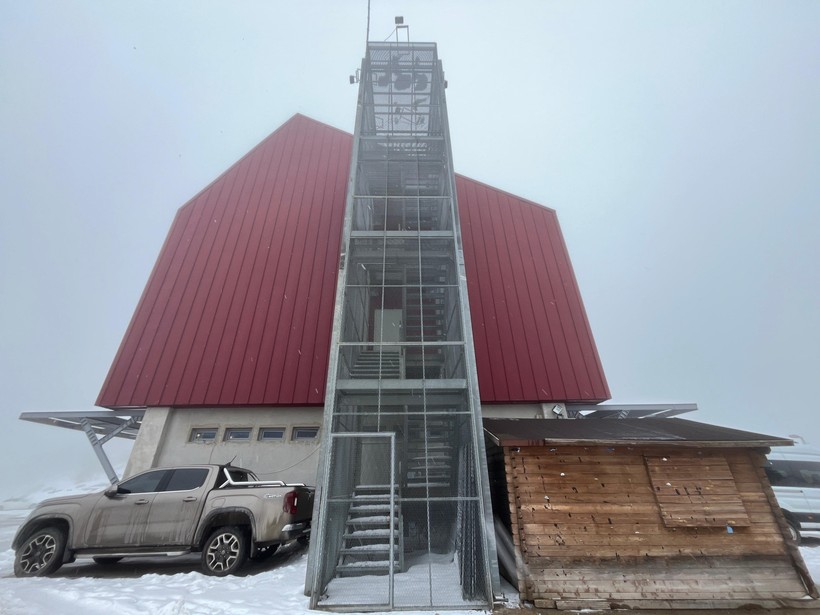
(1, 1), (819, 498)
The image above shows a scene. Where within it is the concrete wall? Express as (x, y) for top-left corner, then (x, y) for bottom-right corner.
(124, 402), (568, 484)
(480, 403), (566, 419)
(125, 406), (323, 485)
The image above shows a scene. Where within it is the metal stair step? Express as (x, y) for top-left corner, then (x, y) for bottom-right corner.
(340, 545), (392, 555)
(344, 529), (399, 539)
(349, 504), (392, 513)
(347, 515), (392, 526)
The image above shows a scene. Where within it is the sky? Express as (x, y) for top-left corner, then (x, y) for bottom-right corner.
(1, 1), (819, 497)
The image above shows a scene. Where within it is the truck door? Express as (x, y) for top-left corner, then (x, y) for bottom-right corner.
(84, 469), (169, 548)
(142, 468), (211, 546)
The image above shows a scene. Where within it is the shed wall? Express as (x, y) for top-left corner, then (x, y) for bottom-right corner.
(501, 444), (812, 608)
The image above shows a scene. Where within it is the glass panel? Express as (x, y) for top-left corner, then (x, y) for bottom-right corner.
(258, 428), (285, 441)
(346, 238), (384, 286)
(119, 470), (168, 494)
(413, 286), (461, 342)
(318, 434), (394, 609)
(357, 161), (387, 197)
(165, 468), (209, 492)
(341, 286), (374, 343)
(420, 237), (457, 285)
(293, 427), (319, 440)
(224, 428), (252, 442)
(190, 428), (217, 443)
(352, 197), (384, 232)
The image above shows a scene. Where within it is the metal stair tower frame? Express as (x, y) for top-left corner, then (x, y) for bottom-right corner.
(307, 41), (501, 610)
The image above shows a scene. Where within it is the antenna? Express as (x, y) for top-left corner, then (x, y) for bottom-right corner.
(366, 0), (371, 43)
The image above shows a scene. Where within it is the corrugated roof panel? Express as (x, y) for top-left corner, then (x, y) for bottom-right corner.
(483, 418), (792, 448)
(457, 175), (610, 403)
(97, 114), (609, 408)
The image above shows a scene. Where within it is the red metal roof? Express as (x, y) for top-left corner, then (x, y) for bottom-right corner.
(97, 114), (609, 408)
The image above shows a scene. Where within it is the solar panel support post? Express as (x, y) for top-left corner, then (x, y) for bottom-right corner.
(79, 418), (119, 484)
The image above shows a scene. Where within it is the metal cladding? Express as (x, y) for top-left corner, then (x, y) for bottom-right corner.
(96, 119), (609, 409)
(307, 41), (497, 610)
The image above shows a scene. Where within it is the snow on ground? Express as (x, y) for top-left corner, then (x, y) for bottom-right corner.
(0, 485), (494, 615)
(0, 485), (817, 614)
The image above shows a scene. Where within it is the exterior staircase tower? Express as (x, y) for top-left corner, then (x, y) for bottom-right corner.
(306, 41), (500, 610)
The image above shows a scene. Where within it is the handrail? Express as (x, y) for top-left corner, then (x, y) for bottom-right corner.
(218, 467), (307, 489)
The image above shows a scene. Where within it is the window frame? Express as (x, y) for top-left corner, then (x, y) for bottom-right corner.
(292, 426), (320, 441)
(190, 427), (219, 444)
(258, 427), (286, 442)
(224, 427), (253, 443)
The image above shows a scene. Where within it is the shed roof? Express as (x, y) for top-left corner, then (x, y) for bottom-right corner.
(483, 418), (792, 448)
(97, 114), (609, 409)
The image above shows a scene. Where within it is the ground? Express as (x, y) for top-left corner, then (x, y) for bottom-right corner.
(0, 484), (818, 614)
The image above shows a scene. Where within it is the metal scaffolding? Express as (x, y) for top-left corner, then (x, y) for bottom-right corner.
(306, 42), (499, 610)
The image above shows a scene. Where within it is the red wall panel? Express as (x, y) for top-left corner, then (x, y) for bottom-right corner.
(97, 114), (609, 408)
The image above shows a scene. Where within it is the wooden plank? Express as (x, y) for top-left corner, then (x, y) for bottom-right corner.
(511, 464), (654, 477)
(503, 447), (530, 600)
(519, 522), (781, 535)
(555, 598), (809, 610)
(522, 544), (786, 566)
(522, 532), (783, 547)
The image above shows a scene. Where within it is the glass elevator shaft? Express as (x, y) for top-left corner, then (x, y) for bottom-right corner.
(307, 42), (498, 610)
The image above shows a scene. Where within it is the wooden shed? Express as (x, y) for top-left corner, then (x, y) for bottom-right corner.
(484, 418), (817, 609)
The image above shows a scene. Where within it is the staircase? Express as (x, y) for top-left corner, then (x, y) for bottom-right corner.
(336, 485), (403, 577)
(404, 286), (446, 343)
(405, 416), (455, 492)
(350, 350), (402, 379)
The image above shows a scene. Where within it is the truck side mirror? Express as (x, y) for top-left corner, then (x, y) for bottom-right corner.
(104, 484), (120, 498)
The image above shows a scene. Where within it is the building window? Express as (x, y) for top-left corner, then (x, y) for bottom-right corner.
(224, 428), (252, 442)
(190, 428), (218, 443)
(259, 427), (286, 441)
(293, 426), (319, 441)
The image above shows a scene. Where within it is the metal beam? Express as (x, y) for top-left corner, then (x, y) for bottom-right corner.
(19, 410), (145, 483)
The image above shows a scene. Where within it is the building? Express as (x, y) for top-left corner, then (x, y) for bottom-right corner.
(89, 38), (610, 608)
(19, 36), (813, 611)
(94, 124), (609, 484)
(485, 418), (816, 608)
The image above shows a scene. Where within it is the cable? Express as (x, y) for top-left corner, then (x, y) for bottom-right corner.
(256, 444), (320, 476)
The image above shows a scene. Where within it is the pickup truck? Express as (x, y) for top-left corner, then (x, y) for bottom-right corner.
(12, 464), (314, 577)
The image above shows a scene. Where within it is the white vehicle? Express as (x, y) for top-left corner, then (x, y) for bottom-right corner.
(766, 446), (820, 544)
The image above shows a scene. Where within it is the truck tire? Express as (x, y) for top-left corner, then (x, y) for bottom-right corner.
(14, 526), (67, 577)
(787, 520), (802, 545)
(202, 526), (248, 576)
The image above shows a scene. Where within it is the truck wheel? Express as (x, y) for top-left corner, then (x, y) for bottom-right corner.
(787, 520), (802, 545)
(14, 526), (67, 577)
(202, 526), (248, 576)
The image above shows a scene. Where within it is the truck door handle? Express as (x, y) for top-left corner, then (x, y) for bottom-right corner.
(135, 499), (150, 505)
(183, 496), (198, 502)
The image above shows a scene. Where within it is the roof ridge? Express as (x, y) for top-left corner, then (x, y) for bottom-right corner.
(177, 114), (352, 215)
(455, 173), (556, 214)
